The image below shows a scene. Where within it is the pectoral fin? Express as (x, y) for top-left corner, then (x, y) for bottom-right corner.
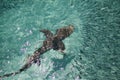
(33, 59), (41, 66)
(36, 59), (40, 66)
(40, 29), (53, 38)
(58, 41), (65, 51)
(53, 41), (65, 51)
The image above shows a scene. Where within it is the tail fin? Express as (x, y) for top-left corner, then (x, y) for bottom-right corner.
(0, 71), (20, 78)
(0, 62), (32, 79)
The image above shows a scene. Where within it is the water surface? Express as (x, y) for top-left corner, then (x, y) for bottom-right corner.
(0, 0), (119, 80)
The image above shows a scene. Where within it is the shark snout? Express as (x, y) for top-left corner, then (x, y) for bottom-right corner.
(69, 25), (74, 31)
(68, 25), (74, 34)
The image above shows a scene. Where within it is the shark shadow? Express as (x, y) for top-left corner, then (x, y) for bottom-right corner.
(45, 54), (75, 79)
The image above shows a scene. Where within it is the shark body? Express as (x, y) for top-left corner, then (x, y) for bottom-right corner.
(0, 25), (74, 78)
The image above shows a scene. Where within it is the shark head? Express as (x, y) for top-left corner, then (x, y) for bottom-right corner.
(67, 25), (74, 35)
(55, 25), (74, 40)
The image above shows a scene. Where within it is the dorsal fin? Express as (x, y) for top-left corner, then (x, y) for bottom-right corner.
(40, 29), (53, 38)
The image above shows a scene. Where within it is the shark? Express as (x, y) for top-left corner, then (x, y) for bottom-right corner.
(0, 25), (74, 79)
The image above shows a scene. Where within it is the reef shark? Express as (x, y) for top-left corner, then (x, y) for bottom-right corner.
(0, 25), (74, 79)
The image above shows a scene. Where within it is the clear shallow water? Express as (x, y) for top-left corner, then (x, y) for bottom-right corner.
(0, 0), (119, 80)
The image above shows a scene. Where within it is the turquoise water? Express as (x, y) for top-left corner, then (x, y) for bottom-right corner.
(0, 0), (119, 80)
